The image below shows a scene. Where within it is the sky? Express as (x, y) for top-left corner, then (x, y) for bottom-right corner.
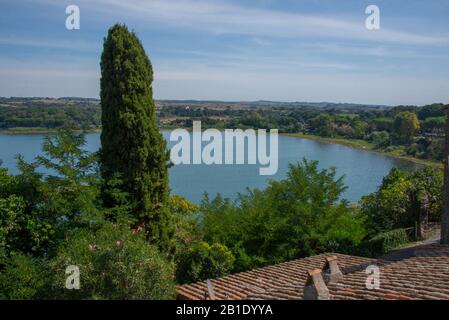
(0, 0), (448, 105)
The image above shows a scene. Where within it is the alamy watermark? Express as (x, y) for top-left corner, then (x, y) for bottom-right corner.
(365, 265), (380, 289)
(64, 4), (379, 31)
(170, 121), (279, 176)
(365, 5), (380, 30)
(65, 265), (80, 290)
(65, 5), (80, 30)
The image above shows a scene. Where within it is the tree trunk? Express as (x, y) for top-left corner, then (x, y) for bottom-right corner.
(418, 191), (429, 241)
(441, 105), (449, 244)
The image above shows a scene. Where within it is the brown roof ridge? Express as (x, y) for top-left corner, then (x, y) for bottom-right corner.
(177, 252), (374, 300)
(177, 245), (449, 300)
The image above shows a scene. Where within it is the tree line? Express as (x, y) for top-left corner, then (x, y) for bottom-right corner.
(165, 103), (446, 162)
(0, 99), (101, 130)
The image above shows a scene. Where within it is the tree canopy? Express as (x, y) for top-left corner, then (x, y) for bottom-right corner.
(99, 24), (172, 247)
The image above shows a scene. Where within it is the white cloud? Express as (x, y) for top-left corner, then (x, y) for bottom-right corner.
(0, 37), (98, 51)
(0, 59), (99, 97)
(2, 0), (448, 104)
(68, 0), (449, 46)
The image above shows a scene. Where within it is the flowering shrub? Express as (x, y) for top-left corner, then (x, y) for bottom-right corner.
(50, 222), (175, 299)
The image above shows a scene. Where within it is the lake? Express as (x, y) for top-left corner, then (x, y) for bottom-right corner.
(0, 132), (421, 204)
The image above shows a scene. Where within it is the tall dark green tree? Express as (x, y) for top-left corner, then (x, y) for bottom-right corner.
(99, 24), (172, 245)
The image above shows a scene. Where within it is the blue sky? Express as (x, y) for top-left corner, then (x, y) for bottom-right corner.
(0, 0), (448, 105)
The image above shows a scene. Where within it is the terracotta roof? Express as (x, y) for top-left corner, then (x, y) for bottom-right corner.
(176, 244), (449, 300)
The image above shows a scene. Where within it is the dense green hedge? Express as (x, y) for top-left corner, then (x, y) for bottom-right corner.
(362, 228), (411, 256)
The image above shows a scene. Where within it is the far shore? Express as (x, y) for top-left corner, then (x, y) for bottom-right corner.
(0, 126), (443, 168)
(0, 127), (102, 135)
(286, 133), (442, 168)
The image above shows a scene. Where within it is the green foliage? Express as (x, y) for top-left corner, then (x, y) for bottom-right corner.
(421, 116), (445, 134)
(0, 195), (25, 258)
(370, 117), (393, 132)
(176, 241), (235, 284)
(369, 131), (391, 148)
(362, 228), (410, 256)
(361, 167), (443, 234)
(169, 195), (201, 256)
(0, 130), (100, 256)
(405, 137), (444, 161)
(0, 98), (100, 130)
(426, 139), (445, 161)
(417, 103), (445, 120)
(361, 170), (413, 233)
(36, 129), (101, 226)
(392, 111), (420, 145)
(0, 167), (57, 256)
(0, 96), (444, 161)
(351, 118), (368, 139)
(0, 252), (50, 299)
(99, 24), (172, 247)
(311, 114), (335, 137)
(50, 222), (175, 300)
(199, 160), (367, 271)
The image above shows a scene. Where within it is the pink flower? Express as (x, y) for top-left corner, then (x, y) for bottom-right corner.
(115, 240), (123, 247)
(88, 243), (97, 251)
(131, 225), (144, 234)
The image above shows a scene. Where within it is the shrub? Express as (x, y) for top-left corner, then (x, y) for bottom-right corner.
(362, 228), (410, 256)
(406, 143), (425, 158)
(169, 195), (200, 256)
(426, 139), (444, 161)
(0, 195), (24, 255)
(369, 131), (390, 148)
(199, 160), (367, 271)
(361, 167), (443, 234)
(176, 241), (235, 284)
(0, 252), (51, 299)
(50, 222), (175, 300)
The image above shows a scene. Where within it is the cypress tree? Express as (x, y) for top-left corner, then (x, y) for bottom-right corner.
(99, 24), (172, 245)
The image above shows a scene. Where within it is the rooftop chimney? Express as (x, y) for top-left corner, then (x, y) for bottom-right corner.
(324, 255), (343, 284)
(303, 269), (330, 300)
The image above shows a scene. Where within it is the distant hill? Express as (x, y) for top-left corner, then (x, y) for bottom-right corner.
(0, 97), (391, 110)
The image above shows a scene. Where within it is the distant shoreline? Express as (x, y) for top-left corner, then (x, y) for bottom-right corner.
(0, 127), (102, 135)
(286, 133), (442, 168)
(0, 127), (442, 168)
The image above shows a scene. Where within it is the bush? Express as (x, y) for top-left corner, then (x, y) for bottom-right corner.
(168, 195), (201, 256)
(176, 241), (235, 284)
(369, 131), (390, 148)
(361, 167), (443, 234)
(0, 195), (24, 255)
(49, 222), (175, 300)
(0, 252), (51, 299)
(384, 145), (406, 155)
(426, 139), (444, 161)
(362, 228), (410, 256)
(199, 160), (367, 271)
(406, 143), (424, 159)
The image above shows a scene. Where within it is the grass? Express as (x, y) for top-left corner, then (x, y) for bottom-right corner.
(286, 133), (443, 168)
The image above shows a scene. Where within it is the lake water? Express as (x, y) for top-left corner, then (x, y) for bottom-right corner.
(0, 132), (421, 204)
